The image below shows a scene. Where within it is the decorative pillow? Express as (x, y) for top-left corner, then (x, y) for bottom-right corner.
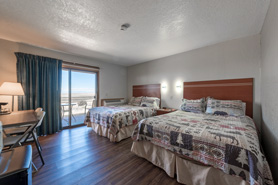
(132, 96), (143, 106)
(140, 97), (160, 109)
(128, 97), (135, 105)
(180, 98), (206, 113)
(205, 98), (245, 116)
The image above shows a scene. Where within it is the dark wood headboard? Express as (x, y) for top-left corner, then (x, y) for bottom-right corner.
(183, 78), (253, 118)
(133, 84), (161, 107)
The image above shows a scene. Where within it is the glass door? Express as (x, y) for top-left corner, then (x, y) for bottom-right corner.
(61, 69), (97, 128)
(61, 69), (70, 127)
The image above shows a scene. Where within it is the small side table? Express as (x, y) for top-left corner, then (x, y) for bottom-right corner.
(0, 145), (32, 185)
(156, 108), (177, 116)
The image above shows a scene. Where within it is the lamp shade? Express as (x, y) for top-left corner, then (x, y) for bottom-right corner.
(0, 82), (25, 96)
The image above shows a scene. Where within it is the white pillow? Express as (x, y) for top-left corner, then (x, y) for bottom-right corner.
(140, 97), (160, 109)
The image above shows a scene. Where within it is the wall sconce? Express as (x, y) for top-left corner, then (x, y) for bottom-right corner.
(175, 81), (182, 93)
(161, 82), (168, 93)
(176, 85), (182, 89)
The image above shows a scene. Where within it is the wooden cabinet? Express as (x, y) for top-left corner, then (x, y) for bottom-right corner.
(156, 108), (177, 116)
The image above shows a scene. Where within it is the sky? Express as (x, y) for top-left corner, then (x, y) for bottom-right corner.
(62, 70), (96, 94)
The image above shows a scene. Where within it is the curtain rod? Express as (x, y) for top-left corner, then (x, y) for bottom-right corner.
(62, 61), (100, 69)
(15, 53), (100, 70)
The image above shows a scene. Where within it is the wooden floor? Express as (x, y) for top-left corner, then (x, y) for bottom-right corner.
(32, 126), (180, 185)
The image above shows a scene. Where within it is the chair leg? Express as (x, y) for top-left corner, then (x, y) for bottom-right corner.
(72, 114), (76, 121)
(32, 162), (38, 173)
(32, 132), (45, 165)
(2, 130), (8, 137)
(37, 137), (42, 152)
(33, 131), (42, 151)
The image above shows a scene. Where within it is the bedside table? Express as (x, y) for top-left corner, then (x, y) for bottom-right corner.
(156, 108), (177, 116)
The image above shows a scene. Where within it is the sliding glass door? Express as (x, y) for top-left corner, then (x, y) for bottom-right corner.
(61, 69), (97, 128)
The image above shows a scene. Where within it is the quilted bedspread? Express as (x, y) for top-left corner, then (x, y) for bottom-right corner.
(85, 105), (156, 136)
(132, 111), (273, 185)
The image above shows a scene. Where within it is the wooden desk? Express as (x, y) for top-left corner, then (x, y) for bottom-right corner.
(0, 110), (38, 129)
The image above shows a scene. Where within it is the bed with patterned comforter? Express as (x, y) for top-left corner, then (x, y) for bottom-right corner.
(85, 105), (156, 141)
(132, 111), (273, 185)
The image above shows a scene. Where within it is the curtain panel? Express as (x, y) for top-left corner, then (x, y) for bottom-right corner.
(15, 52), (62, 135)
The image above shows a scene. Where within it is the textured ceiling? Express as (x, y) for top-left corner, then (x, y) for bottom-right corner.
(0, 0), (270, 66)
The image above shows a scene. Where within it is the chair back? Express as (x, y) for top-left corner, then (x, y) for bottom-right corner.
(78, 101), (87, 107)
(35, 107), (43, 113)
(35, 111), (45, 128)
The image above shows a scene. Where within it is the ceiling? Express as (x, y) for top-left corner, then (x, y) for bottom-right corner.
(0, 0), (270, 66)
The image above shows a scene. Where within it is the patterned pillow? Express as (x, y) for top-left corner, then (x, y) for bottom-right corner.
(205, 98), (245, 116)
(140, 97), (160, 109)
(180, 98), (206, 113)
(128, 97), (135, 105)
(132, 96), (143, 106)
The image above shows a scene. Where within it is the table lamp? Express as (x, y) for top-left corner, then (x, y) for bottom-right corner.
(0, 82), (25, 111)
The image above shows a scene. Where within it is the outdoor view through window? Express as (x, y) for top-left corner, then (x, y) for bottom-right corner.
(61, 69), (96, 127)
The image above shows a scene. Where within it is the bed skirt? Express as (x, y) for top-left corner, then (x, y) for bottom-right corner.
(87, 122), (136, 142)
(131, 141), (248, 185)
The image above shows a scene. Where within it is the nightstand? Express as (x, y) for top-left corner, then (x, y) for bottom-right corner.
(156, 108), (177, 116)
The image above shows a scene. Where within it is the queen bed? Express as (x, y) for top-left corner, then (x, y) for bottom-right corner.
(85, 84), (161, 142)
(131, 79), (274, 185)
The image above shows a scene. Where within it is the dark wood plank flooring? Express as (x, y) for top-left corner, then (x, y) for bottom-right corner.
(32, 126), (180, 185)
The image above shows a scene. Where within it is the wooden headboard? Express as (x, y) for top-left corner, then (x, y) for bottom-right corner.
(133, 84), (161, 107)
(183, 78), (253, 118)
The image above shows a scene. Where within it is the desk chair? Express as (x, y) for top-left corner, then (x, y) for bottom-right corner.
(61, 104), (76, 122)
(78, 100), (87, 114)
(3, 111), (45, 165)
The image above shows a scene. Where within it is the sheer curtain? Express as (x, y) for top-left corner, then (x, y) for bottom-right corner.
(15, 52), (62, 135)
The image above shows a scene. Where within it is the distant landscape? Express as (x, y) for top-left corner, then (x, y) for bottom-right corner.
(61, 93), (95, 104)
(61, 92), (96, 127)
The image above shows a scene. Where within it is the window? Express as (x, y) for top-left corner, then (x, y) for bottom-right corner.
(61, 62), (99, 128)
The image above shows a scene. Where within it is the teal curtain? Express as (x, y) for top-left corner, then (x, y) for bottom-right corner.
(15, 52), (62, 135)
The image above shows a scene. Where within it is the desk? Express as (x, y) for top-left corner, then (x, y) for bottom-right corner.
(0, 110), (38, 129)
(0, 110), (44, 166)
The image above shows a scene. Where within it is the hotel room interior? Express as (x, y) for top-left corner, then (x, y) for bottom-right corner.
(0, 0), (277, 185)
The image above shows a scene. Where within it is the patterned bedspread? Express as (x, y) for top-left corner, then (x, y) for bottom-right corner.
(132, 111), (273, 185)
(85, 105), (156, 136)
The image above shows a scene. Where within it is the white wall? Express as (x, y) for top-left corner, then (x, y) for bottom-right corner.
(128, 34), (262, 128)
(260, 0), (278, 183)
(0, 39), (19, 109)
(0, 38), (127, 110)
